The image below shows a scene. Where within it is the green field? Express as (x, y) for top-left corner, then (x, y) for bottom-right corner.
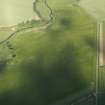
(80, 0), (105, 21)
(0, 0), (38, 26)
(0, 0), (98, 105)
(80, 0), (105, 104)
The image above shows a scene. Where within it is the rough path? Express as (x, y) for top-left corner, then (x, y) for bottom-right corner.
(99, 22), (104, 66)
(96, 22), (104, 105)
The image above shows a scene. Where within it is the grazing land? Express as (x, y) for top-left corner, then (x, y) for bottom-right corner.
(0, 0), (39, 26)
(0, 0), (99, 105)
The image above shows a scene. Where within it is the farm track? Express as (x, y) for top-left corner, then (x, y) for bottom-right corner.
(99, 22), (104, 66)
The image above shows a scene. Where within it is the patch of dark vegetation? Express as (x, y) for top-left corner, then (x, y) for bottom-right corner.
(5, 42), (17, 59)
(0, 43), (89, 105)
(12, 54), (16, 58)
(59, 17), (72, 29)
(46, 17), (73, 38)
(6, 42), (14, 50)
(0, 60), (7, 73)
(98, 92), (105, 105)
(84, 36), (96, 51)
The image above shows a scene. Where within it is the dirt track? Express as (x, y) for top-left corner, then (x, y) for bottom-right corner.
(99, 22), (104, 66)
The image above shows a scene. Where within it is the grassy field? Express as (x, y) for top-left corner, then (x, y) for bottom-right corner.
(0, 0), (37, 26)
(80, 0), (105, 104)
(80, 0), (105, 21)
(0, 0), (97, 105)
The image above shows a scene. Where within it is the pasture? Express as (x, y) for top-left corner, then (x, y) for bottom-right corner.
(0, 0), (97, 105)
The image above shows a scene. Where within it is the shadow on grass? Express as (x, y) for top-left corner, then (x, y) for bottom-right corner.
(84, 36), (97, 51)
(0, 7), (94, 105)
(0, 61), (7, 73)
(98, 92), (105, 105)
(0, 43), (89, 105)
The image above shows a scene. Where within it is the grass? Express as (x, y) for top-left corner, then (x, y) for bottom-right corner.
(0, 0), (36, 26)
(0, 0), (97, 105)
(0, 30), (13, 42)
(79, 0), (105, 20)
